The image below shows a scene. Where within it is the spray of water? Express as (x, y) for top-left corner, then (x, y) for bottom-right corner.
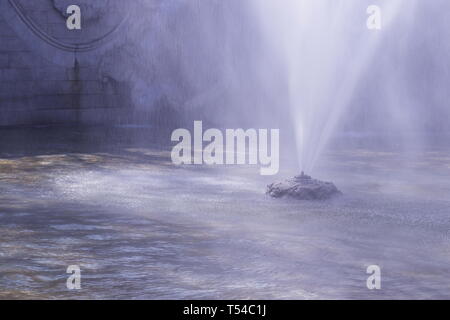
(102, 0), (450, 175)
(250, 0), (412, 172)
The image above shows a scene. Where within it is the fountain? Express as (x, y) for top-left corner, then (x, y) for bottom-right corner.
(250, 1), (408, 199)
(267, 172), (341, 200)
(254, 0), (405, 168)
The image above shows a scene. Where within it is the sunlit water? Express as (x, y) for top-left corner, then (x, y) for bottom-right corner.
(1, 128), (449, 299)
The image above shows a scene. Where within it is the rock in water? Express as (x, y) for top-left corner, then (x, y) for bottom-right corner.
(266, 172), (342, 200)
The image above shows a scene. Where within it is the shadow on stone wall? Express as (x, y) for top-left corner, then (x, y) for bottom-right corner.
(0, 0), (189, 130)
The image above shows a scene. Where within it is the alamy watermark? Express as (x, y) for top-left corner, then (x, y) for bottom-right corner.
(66, 5), (81, 30)
(65, 4), (380, 32)
(366, 265), (381, 290)
(171, 121), (279, 175)
(367, 5), (382, 30)
(66, 265), (81, 290)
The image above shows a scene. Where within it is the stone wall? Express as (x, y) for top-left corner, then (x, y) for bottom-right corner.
(0, 0), (133, 126)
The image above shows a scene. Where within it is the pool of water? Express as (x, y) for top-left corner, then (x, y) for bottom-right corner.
(1, 127), (449, 299)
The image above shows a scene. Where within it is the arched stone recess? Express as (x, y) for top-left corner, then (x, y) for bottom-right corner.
(1, 0), (130, 65)
(0, 0), (133, 126)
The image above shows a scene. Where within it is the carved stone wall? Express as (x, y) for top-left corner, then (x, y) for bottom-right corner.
(0, 0), (133, 126)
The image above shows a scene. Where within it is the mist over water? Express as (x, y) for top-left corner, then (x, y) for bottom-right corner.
(2, 0), (450, 300)
(108, 0), (450, 173)
(252, 1), (406, 172)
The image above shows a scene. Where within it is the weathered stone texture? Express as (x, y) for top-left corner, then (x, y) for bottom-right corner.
(0, 0), (132, 126)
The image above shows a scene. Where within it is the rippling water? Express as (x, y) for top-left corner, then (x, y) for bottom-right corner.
(1, 127), (449, 299)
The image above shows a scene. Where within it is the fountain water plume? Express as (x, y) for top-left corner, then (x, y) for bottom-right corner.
(251, 0), (411, 173)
